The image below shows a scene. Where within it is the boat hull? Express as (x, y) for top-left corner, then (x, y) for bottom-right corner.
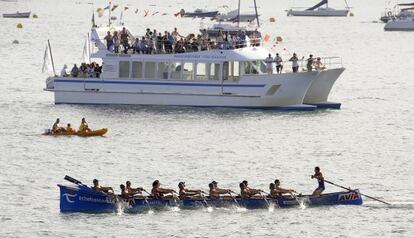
(2, 12), (31, 18)
(287, 9), (349, 17)
(303, 68), (345, 109)
(58, 185), (363, 213)
(384, 20), (414, 31)
(46, 72), (319, 111)
(44, 128), (108, 136)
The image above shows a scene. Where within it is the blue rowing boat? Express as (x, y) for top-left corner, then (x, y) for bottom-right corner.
(58, 184), (363, 213)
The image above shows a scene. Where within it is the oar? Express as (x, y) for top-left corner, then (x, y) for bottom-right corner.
(260, 191), (270, 207)
(200, 192), (209, 207)
(141, 190), (153, 210)
(323, 179), (391, 205)
(64, 175), (84, 185)
(229, 191), (240, 207)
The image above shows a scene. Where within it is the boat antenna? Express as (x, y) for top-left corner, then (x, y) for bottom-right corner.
(237, 0), (241, 27)
(253, 0), (260, 27)
(47, 39), (56, 76)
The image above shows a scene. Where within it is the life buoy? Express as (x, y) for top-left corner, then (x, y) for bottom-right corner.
(387, 11), (392, 17)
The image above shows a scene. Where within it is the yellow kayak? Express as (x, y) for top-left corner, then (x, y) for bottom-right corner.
(44, 128), (108, 137)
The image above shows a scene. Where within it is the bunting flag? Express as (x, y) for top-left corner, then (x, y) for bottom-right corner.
(152, 11), (159, 16)
(82, 36), (90, 64)
(144, 10), (149, 17)
(135, 9), (139, 14)
(263, 34), (270, 42)
(103, 4), (110, 10)
(111, 4), (118, 11)
(91, 12), (96, 27)
(124, 6), (129, 11)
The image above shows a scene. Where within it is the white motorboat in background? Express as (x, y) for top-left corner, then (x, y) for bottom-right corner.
(287, 0), (350, 17)
(2, 11), (31, 18)
(381, 2), (414, 23)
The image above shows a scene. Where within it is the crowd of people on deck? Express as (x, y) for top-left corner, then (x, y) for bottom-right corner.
(264, 53), (326, 74)
(90, 167), (325, 200)
(103, 27), (261, 55)
(51, 118), (91, 133)
(60, 62), (102, 78)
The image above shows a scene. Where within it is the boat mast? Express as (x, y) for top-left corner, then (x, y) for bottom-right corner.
(108, 2), (112, 26)
(253, 0), (260, 27)
(47, 39), (56, 76)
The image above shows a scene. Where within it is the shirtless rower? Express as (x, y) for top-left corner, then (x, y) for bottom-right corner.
(120, 184), (130, 199)
(178, 182), (203, 199)
(151, 180), (176, 199)
(209, 181), (234, 199)
(311, 166), (325, 196)
(240, 181), (263, 198)
(273, 179), (296, 197)
(92, 179), (114, 195)
(52, 118), (65, 133)
(126, 181), (145, 197)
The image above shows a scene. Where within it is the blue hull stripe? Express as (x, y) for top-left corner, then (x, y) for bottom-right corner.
(55, 79), (265, 88)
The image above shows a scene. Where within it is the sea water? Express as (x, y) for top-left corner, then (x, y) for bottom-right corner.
(0, 0), (413, 237)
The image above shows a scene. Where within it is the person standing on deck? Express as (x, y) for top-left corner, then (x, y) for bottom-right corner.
(311, 166), (325, 196)
(265, 54), (274, 74)
(289, 53), (299, 73)
(274, 53), (283, 74)
(306, 54), (314, 72)
(104, 31), (113, 52)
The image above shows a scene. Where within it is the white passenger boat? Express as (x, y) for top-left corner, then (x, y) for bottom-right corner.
(287, 0), (350, 17)
(384, 3), (414, 30)
(381, 2), (414, 23)
(43, 26), (345, 110)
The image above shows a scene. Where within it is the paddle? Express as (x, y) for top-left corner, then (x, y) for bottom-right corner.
(259, 191), (270, 207)
(323, 179), (391, 205)
(141, 189), (153, 210)
(200, 192), (209, 207)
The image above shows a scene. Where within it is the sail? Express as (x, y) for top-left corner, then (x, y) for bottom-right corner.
(41, 44), (52, 74)
(307, 0), (328, 11)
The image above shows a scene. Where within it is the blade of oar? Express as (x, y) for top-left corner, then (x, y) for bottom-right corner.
(64, 175), (83, 185)
(260, 192), (270, 207)
(324, 179), (391, 205)
(141, 190), (152, 210)
(201, 193), (209, 207)
(229, 191), (240, 207)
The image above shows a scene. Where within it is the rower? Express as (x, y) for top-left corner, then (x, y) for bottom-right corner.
(209, 181), (234, 199)
(126, 181), (145, 197)
(274, 179), (296, 197)
(311, 166), (325, 196)
(151, 180), (176, 199)
(178, 181), (203, 199)
(120, 184), (130, 199)
(92, 179), (114, 195)
(52, 118), (64, 133)
(240, 180), (263, 198)
(78, 118), (91, 132)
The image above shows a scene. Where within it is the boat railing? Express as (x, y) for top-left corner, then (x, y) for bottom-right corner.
(272, 56), (343, 74)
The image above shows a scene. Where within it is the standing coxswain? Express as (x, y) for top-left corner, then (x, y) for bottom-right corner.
(311, 166), (325, 196)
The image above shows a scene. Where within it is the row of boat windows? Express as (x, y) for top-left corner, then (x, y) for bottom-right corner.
(117, 61), (266, 81)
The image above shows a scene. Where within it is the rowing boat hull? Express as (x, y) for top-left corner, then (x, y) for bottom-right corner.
(59, 185), (362, 213)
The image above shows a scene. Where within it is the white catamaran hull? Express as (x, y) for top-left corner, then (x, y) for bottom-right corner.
(287, 9), (349, 17)
(384, 19), (414, 31)
(45, 72), (320, 110)
(303, 68), (345, 109)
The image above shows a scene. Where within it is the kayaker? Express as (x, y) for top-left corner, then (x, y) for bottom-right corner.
(52, 118), (65, 133)
(151, 180), (176, 199)
(209, 181), (234, 199)
(126, 181), (145, 196)
(178, 181), (203, 199)
(311, 166), (325, 196)
(92, 179), (114, 195)
(66, 123), (75, 133)
(78, 118), (91, 132)
(274, 179), (296, 197)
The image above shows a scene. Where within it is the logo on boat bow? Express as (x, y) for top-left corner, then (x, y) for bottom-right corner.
(62, 193), (77, 203)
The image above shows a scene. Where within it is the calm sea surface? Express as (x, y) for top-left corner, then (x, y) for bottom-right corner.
(0, 0), (413, 237)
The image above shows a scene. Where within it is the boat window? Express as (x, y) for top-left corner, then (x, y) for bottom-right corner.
(131, 62), (142, 79)
(119, 61), (130, 78)
(157, 62), (169, 79)
(195, 63), (207, 81)
(144, 62), (156, 79)
(209, 63), (220, 80)
(183, 63), (194, 80)
(244, 61), (264, 75)
(170, 62), (182, 80)
(231, 61), (240, 81)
